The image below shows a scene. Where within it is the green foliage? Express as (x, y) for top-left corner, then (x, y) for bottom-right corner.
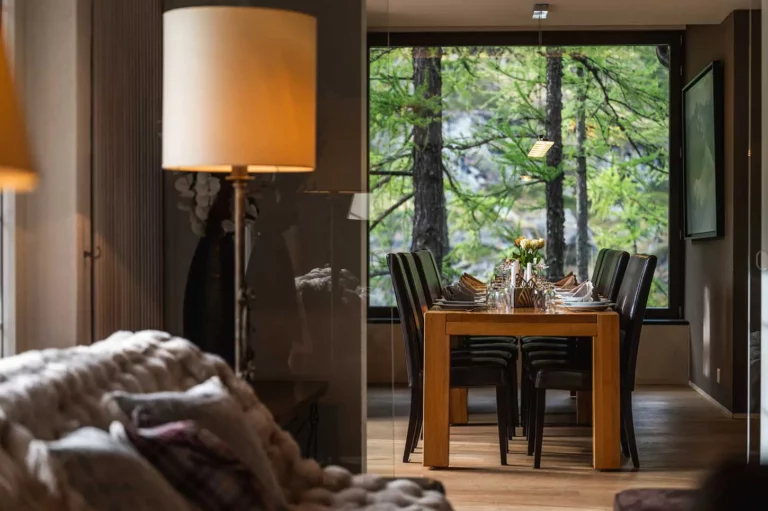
(369, 45), (670, 307)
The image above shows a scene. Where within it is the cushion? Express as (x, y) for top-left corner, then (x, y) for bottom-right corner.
(105, 377), (286, 511)
(46, 426), (193, 511)
(113, 420), (270, 511)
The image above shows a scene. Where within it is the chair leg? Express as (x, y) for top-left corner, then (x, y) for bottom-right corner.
(413, 399), (423, 453)
(620, 409), (630, 458)
(507, 364), (518, 438)
(533, 388), (546, 469)
(622, 390), (640, 468)
(527, 385), (537, 456)
(521, 362), (530, 436)
(495, 385), (508, 465)
(403, 386), (420, 462)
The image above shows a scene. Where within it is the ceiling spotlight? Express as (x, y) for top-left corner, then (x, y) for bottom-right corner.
(528, 137), (554, 158)
(532, 3), (549, 20)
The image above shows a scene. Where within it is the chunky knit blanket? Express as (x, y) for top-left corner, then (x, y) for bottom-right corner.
(0, 331), (451, 511)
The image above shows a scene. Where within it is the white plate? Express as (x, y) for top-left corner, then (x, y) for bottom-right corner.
(562, 303), (614, 312)
(561, 297), (610, 304)
(433, 304), (486, 311)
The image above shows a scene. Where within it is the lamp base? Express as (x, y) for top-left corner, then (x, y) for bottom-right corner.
(227, 166), (252, 375)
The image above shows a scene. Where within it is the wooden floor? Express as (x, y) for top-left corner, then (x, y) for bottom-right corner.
(367, 386), (748, 510)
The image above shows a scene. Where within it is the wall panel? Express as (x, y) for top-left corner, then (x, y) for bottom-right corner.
(92, 0), (164, 340)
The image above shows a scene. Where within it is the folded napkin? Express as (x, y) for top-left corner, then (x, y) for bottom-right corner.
(555, 273), (578, 290)
(563, 281), (601, 302)
(443, 284), (478, 302)
(460, 273), (486, 289)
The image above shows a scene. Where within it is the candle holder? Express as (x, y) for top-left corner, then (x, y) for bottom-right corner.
(512, 277), (537, 308)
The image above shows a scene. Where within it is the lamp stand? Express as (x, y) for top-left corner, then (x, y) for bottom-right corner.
(228, 165), (252, 375)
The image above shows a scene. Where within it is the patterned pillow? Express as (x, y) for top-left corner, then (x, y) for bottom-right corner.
(105, 377), (285, 510)
(46, 427), (193, 511)
(113, 421), (271, 511)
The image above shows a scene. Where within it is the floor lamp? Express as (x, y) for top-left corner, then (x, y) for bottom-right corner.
(0, 33), (39, 356)
(162, 7), (317, 375)
(0, 34), (37, 191)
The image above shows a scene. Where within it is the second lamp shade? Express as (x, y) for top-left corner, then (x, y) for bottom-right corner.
(162, 6), (317, 173)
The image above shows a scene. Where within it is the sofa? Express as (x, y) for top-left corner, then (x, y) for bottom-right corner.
(0, 330), (452, 510)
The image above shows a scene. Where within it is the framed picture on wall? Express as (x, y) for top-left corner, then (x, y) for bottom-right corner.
(683, 61), (724, 240)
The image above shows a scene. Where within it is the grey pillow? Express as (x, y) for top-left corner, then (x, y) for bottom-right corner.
(106, 377), (285, 511)
(46, 427), (193, 511)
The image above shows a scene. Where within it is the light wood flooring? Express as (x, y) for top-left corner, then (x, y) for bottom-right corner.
(366, 386), (749, 510)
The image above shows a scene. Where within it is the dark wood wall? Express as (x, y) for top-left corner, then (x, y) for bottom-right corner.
(92, 0), (165, 340)
(685, 10), (761, 414)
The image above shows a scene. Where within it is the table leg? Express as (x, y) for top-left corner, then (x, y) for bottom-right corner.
(424, 313), (450, 468)
(592, 313), (621, 470)
(449, 389), (468, 424)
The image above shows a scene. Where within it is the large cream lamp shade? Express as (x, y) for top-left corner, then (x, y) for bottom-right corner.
(0, 35), (37, 191)
(162, 6), (316, 173)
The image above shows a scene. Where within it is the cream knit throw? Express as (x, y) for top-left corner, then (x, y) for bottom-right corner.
(0, 331), (451, 511)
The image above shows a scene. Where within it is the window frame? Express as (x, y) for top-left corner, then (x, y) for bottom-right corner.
(366, 29), (685, 322)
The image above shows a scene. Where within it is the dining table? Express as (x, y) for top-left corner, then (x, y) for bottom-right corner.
(422, 306), (621, 470)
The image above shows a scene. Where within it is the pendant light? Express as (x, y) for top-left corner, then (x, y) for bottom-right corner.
(527, 5), (553, 159)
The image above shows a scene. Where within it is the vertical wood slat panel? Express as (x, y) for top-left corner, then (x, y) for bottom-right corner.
(92, 0), (163, 341)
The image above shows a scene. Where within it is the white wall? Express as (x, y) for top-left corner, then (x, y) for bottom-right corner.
(10, 0), (91, 352)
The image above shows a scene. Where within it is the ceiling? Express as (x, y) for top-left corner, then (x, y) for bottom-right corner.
(367, 0), (757, 30)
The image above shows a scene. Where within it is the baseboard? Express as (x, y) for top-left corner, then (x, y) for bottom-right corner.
(688, 381), (733, 418)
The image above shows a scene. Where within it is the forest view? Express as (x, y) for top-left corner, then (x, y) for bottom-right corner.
(369, 45), (670, 307)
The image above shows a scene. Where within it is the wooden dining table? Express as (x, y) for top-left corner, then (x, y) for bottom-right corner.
(423, 307), (621, 470)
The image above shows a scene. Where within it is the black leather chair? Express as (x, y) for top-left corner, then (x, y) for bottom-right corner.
(388, 253), (511, 464)
(401, 252), (518, 441)
(520, 249), (628, 434)
(527, 254), (657, 468)
(412, 249), (520, 432)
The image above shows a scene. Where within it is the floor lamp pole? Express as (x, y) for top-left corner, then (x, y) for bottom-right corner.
(230, 165), (251, 375)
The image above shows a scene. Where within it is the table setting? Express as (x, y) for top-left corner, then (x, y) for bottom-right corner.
(433, 237), (614, 313)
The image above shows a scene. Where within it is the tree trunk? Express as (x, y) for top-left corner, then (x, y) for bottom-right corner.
(410, 47), (448, 272)
(545, 48), (565, 280)
(575, 65), (590, 282)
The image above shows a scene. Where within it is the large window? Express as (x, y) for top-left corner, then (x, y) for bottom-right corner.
(368, 33), (683, 318)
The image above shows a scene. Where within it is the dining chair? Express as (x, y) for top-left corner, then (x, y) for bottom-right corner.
(526, 254), (657, 468)
(387, 253), (511, 464)
(520, 249), (628, 433)
(412, 249), (520, 431)
(401, 252), (518, 440)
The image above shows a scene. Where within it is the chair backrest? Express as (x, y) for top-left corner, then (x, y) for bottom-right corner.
(400, 252), (432, 334)
(595, 249), (630, 302)
(591, 248), (608, 282)
(413, 249), (443, 307)
(387, 253), (422, 388)
(614, 254), (657, 391)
